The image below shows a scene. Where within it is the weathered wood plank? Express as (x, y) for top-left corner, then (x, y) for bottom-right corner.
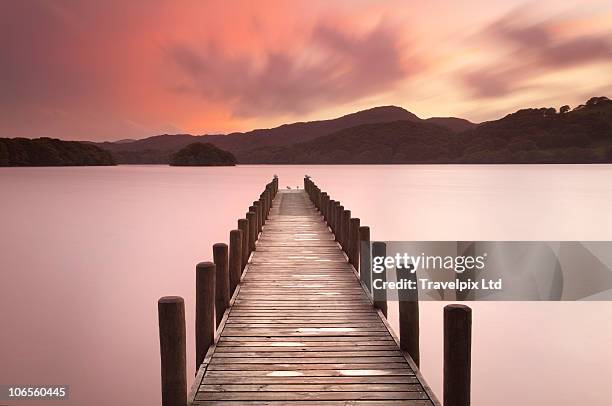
(194, 391), (429, 401)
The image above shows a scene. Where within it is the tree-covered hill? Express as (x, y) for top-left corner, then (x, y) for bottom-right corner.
(0, 137), (116, 166)
(169, 142), (237, 166)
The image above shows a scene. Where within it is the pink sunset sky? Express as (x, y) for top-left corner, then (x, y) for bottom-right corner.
(1, 0), (612, 141)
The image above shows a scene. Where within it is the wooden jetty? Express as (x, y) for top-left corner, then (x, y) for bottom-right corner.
(157, 177), (471, 406)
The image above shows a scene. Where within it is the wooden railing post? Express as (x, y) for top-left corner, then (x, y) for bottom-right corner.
(399, 271), (420, 367)
(195, 262), (215, 369)
(158, 296), (187, 406)
(253, 201), (262, 233)
(359, 226), (371, 291)
(213, 243), (229, 328)
(320, 193), (327, 219)
(342, 209), (351, 251)
(372, 241), (388, 317)
(335, 205), (344, 242)
(247, 211), (257, 253)
(237, 218), (249, 270)
(229, 230), (242, 296)
(328, 200), (336, 230)
(444, 304), (472, 406)
(348, 218), (360, 267)
(259, 196), (267, 224)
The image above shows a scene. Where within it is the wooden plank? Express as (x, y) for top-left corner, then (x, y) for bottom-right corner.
(194, 391), (429, 401)
(201, 376), (421, 385)
(193, 401), (433, 406)
(203, 368), (415, 377)
(207, 363), (413, 371)
(199, 383), (423, 392)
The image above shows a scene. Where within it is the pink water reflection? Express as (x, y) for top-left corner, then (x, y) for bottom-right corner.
(1, 164), (611, 405)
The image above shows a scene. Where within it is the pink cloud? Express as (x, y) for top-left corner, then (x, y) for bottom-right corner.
(168, 21), (409, 118)
(461, 10), (612, 98)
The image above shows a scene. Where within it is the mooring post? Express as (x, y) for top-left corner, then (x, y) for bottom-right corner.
(253, 201), (262, 234)
(213, 243), (229, 328)
(237, 218), (249, 270)
(247, 211), (257, 253)
(264, 190), (270, 217)
(359, 226), (371, 290)
(444, 304), (472, 406)
(229, 230), (242, 296)
(348, 218), (360, 267)
(372, 241), (388, 317)
(342, 209), (351, 251)
(323, 193), (329, 221)
(195, 262), (215, 369)
(399, 266), (420, 367)
(259, 196), (266, 225)
(335, 205), (344, 243)
(158, 296), (187, 406)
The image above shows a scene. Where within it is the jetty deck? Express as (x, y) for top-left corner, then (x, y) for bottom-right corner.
(188, 189), (439, 405)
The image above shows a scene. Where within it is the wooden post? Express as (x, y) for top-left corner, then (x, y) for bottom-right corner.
(359, 226), (371, 291)
(247, 211), (257, 253)
(348, 218), (360, 267)
(335, 205), (344, 243)
(444, 304), (472, 406)
(229, 230), (242, 296)
(195, 262), (215, 369)
(328, 200), (336, 231)
(399, 264), (420, 367)
(158, 296), (187, 406)
(237, 218), (249, 270)
(372, 241), (388, 317)
(253, 201), (262, 234)
(264, 191), (270, 217)
(342, 209), (351, 251)
(259, 197), (266, 225)
(213, 243), (229, 328)
(321, 193), (328, 220)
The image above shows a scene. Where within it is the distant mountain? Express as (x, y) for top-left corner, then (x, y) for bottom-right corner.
(170, 142), (236, 166)
(243, 120), (456, 164)
(241, 96), (612, 164)
(96, 106), (421, 164)
(0, 137), (116, 166)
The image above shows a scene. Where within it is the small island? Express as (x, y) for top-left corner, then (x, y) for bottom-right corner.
(0, 137), (116, 166)
(169, 142), (237, 166)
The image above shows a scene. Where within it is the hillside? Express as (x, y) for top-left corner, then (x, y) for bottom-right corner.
(454, 96), (612, 163)
(242, 120), (456, 164)
(0, 137), (116, 166)
(241, 96), (612, 164)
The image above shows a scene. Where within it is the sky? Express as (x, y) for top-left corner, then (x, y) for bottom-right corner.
(1, 0), (612, 141)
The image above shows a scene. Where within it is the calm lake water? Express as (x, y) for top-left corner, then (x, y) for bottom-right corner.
(1, 164), (612, 405)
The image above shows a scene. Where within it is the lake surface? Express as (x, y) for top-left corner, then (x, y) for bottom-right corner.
(1, 164), (611, 405)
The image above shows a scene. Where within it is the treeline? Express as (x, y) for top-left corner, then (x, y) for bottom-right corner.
(0, 137), (116, 166)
